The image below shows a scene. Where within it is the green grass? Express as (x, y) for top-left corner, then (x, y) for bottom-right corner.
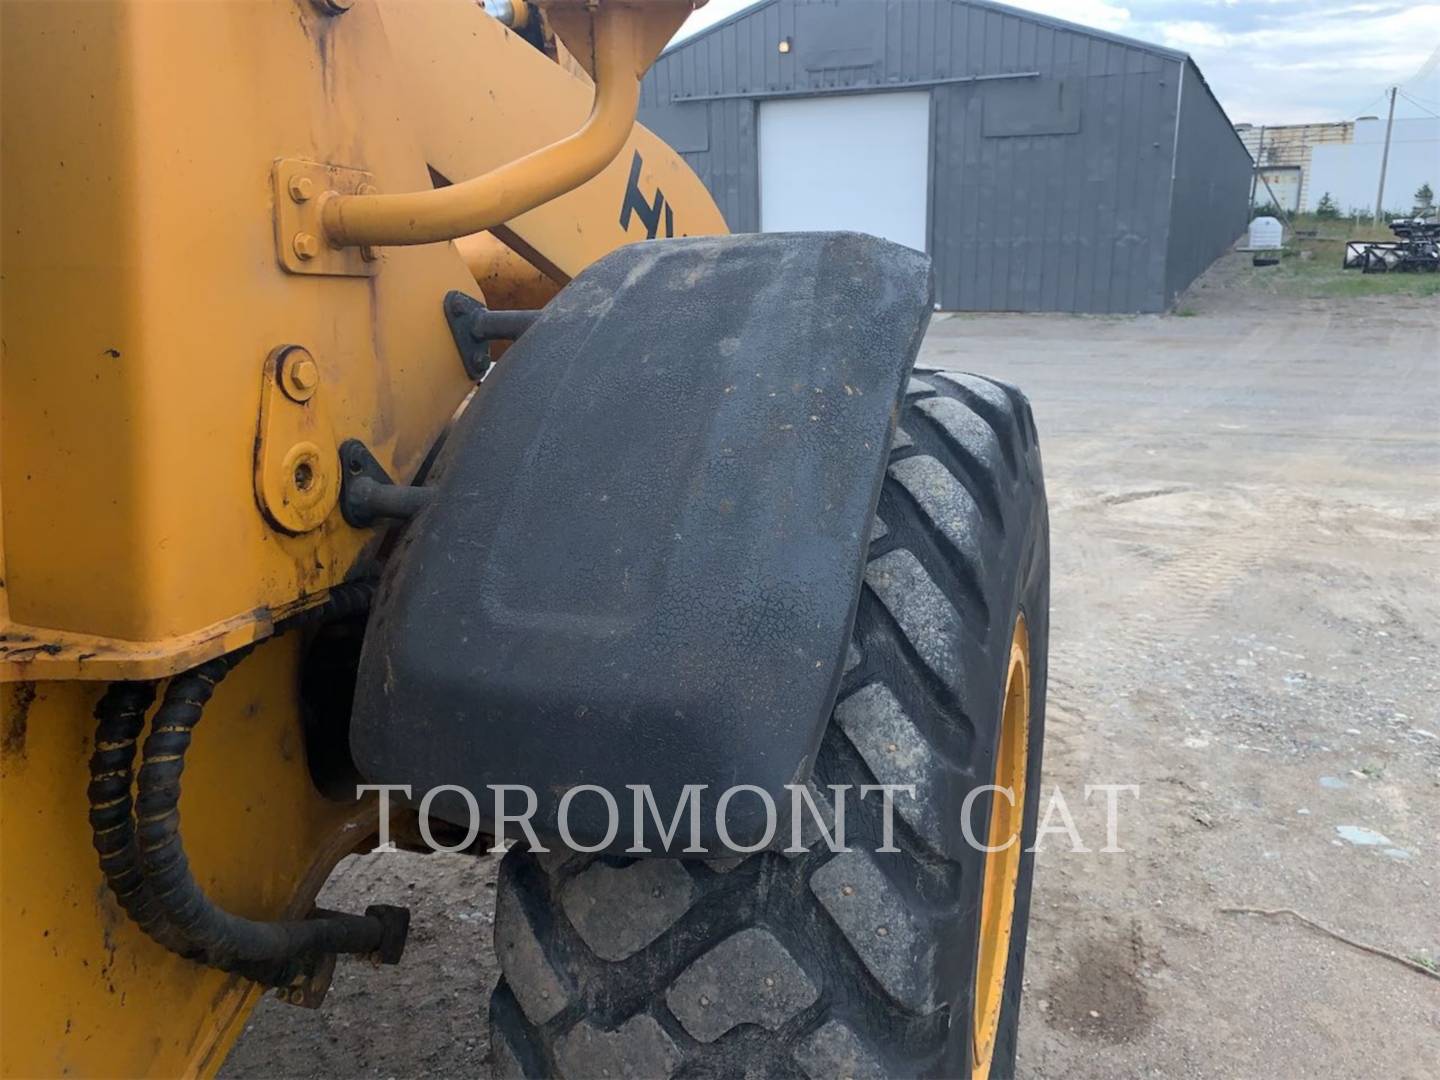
(1238, 213), (1440, 300)
(1284, 212), (1392, 242)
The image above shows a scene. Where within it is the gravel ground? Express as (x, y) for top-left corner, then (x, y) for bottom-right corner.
(226, 253), (1440, 1078)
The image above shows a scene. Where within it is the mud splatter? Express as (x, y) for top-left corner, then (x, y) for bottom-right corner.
(3, 682), (37, 760)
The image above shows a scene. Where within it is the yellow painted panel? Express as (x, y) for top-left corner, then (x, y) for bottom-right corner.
(1, 0), (727, 678)
(1, 0), (477, 647)
(1, 0), (731, 1073)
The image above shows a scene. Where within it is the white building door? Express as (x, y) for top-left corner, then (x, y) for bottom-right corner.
(758, 91), (931, 253)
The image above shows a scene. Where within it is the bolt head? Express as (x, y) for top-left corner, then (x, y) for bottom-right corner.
(292, 232), (320, 260)
(277, 346), (319, 402)
(288, 175), (315, 203)
(289, 356), (319, 392)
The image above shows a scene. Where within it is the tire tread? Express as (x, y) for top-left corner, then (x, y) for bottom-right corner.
(490, 371), (1047, 1080)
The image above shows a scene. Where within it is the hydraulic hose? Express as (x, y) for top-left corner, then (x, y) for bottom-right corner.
(88, 582), (408, 987)
(87, 680), (199, 956)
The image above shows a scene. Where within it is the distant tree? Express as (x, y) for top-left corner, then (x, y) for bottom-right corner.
(1315, 192), (1339, 219)
(1415, 182), (1434, 209)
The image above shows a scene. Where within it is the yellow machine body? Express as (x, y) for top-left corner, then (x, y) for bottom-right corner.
(0, 0), (725, 1074)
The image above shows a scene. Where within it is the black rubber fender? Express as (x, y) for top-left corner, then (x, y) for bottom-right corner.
(350, 233), (934, 853)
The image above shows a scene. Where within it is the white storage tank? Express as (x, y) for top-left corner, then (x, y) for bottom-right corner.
(1248, 216), (1284, 249)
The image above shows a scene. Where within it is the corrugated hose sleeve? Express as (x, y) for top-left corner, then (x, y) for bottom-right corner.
(90, 582), (406, 987)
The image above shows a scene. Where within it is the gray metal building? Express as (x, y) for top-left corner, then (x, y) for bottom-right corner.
(638, 0), (1251, 313)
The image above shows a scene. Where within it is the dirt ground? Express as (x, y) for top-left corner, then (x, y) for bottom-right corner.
(225, 253), (1440, 1078)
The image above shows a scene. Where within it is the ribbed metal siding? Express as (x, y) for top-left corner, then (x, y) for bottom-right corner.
(926, 7), (1177, 312)
(1163, 61), (1252, 305)
(642, 0), (1241, 313)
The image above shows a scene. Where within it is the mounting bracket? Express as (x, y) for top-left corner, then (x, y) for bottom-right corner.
(444, 290), (541, 380)
(273, 158), (379, 278)
(339, 439), (435, 529)
(254, 345), (339, 535)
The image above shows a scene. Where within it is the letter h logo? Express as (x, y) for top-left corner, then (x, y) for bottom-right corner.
(619, 151), (674, 239)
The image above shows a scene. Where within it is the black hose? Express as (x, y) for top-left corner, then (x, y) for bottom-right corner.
(87, 680), (197, 955)
(89, 582), (407, 987)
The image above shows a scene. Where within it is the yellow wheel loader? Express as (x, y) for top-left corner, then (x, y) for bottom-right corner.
(0, 1), (1049, 1077)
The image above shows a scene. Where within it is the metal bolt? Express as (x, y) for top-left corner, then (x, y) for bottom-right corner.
(278, 346), (319, 403)
(289, 355), (319, 393)
(288, 175), (315, 203)
(292, 232), (320, 260)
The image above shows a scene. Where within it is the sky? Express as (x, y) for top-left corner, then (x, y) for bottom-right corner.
(672, 0), (1440, 126)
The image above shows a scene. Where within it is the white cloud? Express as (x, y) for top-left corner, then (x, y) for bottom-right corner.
(1000, 0), (1134, 32)
(1146, 3), (1440, 122)
(674, 0), (764, 42)
(1154, 19), (1227, 48)
(668, 0), (1440, 125)
(676, 0), (1135, 40)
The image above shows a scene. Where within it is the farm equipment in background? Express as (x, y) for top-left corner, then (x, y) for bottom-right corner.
(1342, 216), (1440, 273)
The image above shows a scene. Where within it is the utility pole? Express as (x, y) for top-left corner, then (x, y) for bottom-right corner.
(1374, 86), (1397, 224)
(1249, 125), (1265, 210)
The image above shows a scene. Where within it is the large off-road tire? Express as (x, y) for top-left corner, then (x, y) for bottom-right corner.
(488, 371), (1049, 1079)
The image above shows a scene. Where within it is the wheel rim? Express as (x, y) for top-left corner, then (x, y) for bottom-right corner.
(971, 614), (1031, 1079)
